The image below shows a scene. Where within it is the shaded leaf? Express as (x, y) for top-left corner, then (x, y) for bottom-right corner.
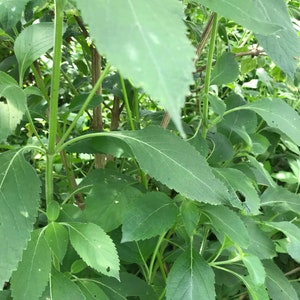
(45, 222), (69, 262)
(68, 222), (120, 279)
(0, 151), (41, 288)
(264, 260), (298, 300)
(202, 205), (250, 248)
(242, 254), (265, 285)
(50, 269), (85, 300)
(11, 230), (51, 300)
(166, 250), (215, 300)
(180, 199), (200, 237)
(74, 0), (195, 136)
(122, 192), (178, 242)
(242, 276), (269, 300)
(78, 281), (109, 300)
(244, 98), (300, 146)
(211, 52), (239, 85)
(0, 72), (27, 143)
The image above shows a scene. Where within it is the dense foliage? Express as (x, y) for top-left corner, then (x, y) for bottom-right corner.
(1, 0), (300, 299)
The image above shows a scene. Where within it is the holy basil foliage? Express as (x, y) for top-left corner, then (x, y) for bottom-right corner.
(1, 0), (300, 299)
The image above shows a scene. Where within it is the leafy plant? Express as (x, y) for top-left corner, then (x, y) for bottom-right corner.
(1, 0), (300, 299)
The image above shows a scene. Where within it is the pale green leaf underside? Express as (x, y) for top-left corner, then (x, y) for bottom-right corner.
(11, 230), (51, 300)
(74, 0), (195, 136)
(0, 151), (41, 288)
(242, 255), (266, 285)
(166, 250), (215, 300)
(0, 72), (27, 143)
(68, 223), (120, 279)
(244, 98), (300, 146)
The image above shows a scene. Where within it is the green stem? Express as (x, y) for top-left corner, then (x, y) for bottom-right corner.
(46, 0), (66, 207)
(120, 76), (135, 130)
(202, 13), (218, 139)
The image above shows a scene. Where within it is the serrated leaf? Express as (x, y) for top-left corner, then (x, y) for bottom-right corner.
(264, 260), (299, 300)
(68, 222), (120, 279)
(261, 186), (300, 214)
(180, 199), (200, 237)
(166, 250), (215, 300)
(202, 205), (250, 248)
(78, 281), (109, 300)
(0, 72), (27, 143)
(0, 0), (29, 30)
(45, 222), (68, 262)
(14, 22), (56, 82)
(211, 52), (239, 85)
(266, 221), (300, 263)
(11, 229), (51, 300)
(242, 255), (265, 285)
(213, 168), (261, 215)
(244, 98), (300, 146)
(0, 151), (41, 288)
(50, 269), (85, 300)
(122, 192), (178, 242)
(74, 0), (195, 136)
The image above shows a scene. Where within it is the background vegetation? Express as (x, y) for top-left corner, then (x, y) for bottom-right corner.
(1, 0), (300, 299)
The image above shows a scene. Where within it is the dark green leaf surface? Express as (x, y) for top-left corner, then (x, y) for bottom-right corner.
(68, 222), (120, 279)
(122, 192), (178, 242)
(0, 151), (41, 288)
(11, 230), (51, 300)
(166, 250), (215, 300)
(264, 260), (298, 300)
(74, 0), (195, 136)
(245, 98), (300, 146)
(79, 281), (109, 300)
(202, 205), (250, 248)
(0, 72), (27, 143)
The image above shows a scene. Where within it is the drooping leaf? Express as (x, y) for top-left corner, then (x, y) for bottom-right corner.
(195, 0), (283, 35)
(11, 229), (51, 300)
(14, 22), (56, 82)
(74, 0), (195, 136)
(0, 151), (41, 288)
(211, 52), (239, 85)
(244, 98), (300, 146)
(68, 126), (231, 205)
(50, 269), (85, 300)
(263, 260), (299, 300)
(213, 168), (261, 215)
(45, 222), (69, 262)
(0, 72), (27, 143)
(202, 205), (250, 248)
(122, 192), (178, 242)
(242, 276), (269, 300)
(78, 281), (109, 300)
(266, 221), (300, 263)
(68, 222), (120, 279)
(166, 250), (215, 300)
(0, 0), (29, 30)
(242, 254), (266, 285)
(261, 186), (300, 214)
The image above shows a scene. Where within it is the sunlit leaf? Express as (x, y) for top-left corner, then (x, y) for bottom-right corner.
(0, 151), (41, 288)
(166, 249), (215, 300)
(242, 254), (265, 285)
(74, 0), (195, 136)
(11, 230), (51, 300)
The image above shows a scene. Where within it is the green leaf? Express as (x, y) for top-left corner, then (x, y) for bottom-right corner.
(202, 205), (250, 248)
(261, 186), (300, 214)
(14, 22), (56, 82)
(0, 0), (29, 30)
(211, 52), (239, 85)
(0, 72), (27, 143)
(78, 281), (109, 300)
(50, 269), (85, 300)
(242, 255), (265, 285)
(0, 151), (41, 288)
(45, 222), (69, 262)
(242, 276), (269, 300)
(68, 222), (120, 279)
(195, 0), (283, 35)
(166, 250), (215, 300)
(263, 260), (299, 300)
(266, 221), (300, 263)
(74, 0), (195, 136)
(11, 229), (51, 300)
(213, 168), (261, 215)
(244, 98), (300, 146)
(180, 199), (200, 237)
(122, 192), (178, 242)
